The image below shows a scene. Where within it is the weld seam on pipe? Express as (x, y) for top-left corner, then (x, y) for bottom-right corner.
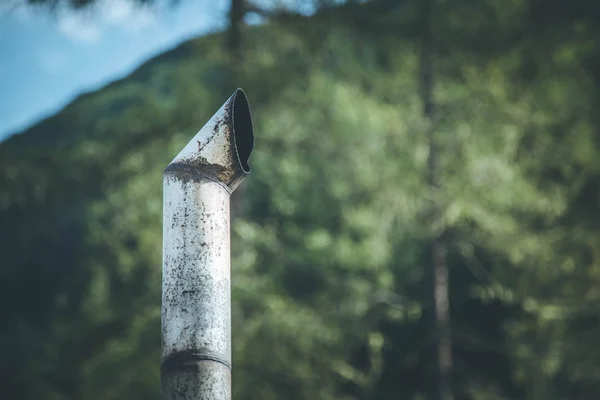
(164, 163), (234, 193)
(161, 352), (232, 373)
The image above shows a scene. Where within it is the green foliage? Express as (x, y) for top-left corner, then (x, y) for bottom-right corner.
(3, 1), (600, 399)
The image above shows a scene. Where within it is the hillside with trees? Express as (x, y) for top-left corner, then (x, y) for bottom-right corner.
(2, 1), (600, 399)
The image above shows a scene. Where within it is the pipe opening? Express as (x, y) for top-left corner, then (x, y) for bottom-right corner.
(232, 89), (254, 173)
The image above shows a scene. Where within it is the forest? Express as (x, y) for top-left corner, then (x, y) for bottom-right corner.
(2, 0), (600, 399)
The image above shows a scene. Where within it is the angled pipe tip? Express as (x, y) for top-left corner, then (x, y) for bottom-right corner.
(165, 88), (254, 192)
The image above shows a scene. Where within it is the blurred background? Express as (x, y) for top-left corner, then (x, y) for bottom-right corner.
(1, 0), (600, 399)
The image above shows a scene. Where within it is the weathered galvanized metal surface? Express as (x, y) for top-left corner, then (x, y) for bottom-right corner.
(164, 89), (253, 192)
(162, 362), (231, 400)
(162, 89), (254, 400)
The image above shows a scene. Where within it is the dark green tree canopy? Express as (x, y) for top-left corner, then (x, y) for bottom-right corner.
(3, 1), (600, 399)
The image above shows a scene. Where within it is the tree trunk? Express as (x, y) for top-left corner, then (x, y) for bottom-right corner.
(228, 0), (247, 62)
(228, 0), (249, 220)
(419, 1), (453, 399)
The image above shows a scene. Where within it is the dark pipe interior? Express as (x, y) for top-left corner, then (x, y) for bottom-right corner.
(232, 89), (254, 173)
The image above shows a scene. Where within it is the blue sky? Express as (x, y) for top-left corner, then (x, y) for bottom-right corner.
(0, 0), (231, 141)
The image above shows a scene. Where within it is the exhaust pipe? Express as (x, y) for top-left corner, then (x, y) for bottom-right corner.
(161, 89), (254, 400)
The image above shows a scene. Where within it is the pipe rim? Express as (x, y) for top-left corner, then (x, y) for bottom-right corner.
(232, 88), (254, 174)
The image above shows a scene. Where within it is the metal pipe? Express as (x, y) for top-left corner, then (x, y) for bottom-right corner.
(161, 89), (254, 400)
